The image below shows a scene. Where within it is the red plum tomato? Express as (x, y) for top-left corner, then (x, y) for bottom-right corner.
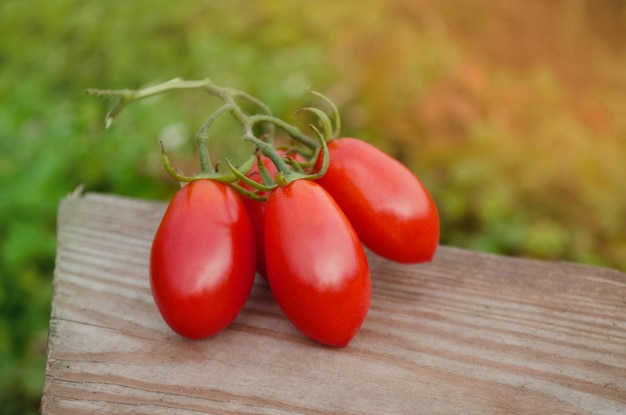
(316, 138), (439, 263)
(241, 152), (305, 278)
(264, 179), (371, 347)
(150, 180), (256, 339)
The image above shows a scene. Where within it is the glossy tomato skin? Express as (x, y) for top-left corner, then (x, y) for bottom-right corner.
(316, 138), (439, 263)
(241, 156), (278, 279)
(264, 180), (371, 347)
(150, 180), (256, 339)
(242, 152), (305, 278)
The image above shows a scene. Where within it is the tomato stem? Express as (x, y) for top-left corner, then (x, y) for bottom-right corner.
(224, 158), (275, 192)
(247, 114), (318, 149)
(307, 89), (341, 140)
(195, 103), (236, 173)
(88, 77), (339, 196)
(159, 141), (195, 183)
(87, 78), (214, 128)
(226, 88), (276, 136)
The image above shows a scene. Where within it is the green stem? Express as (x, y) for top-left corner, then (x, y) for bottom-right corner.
(160, 141), (196, 182)
(241, 130), (292, 173)
(224, 158), (275, 192)
(307, 89), (341, 139)
(88, 77), (334, 192)
(227, 89), (276, 140)
(296, 106), (333, 143)
(247, 114), (318, 149)
(87, 78), (215, 128)
(131, 78), (212, 97)
(195, 103), (236, 173)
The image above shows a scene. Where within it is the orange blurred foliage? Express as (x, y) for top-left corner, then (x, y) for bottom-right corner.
(300, 0), (626, 269)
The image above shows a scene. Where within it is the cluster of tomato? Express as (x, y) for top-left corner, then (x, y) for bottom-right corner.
(89, 79), (439, 347)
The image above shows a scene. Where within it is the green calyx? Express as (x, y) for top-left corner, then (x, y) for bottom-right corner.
(87, 78), (340, 200)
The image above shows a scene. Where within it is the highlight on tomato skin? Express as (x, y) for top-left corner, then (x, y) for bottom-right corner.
(315, 137), (440, 264)
(91, 78), (438, 347)
(264, 179), (371, 347)
(149, 179), (257, 340)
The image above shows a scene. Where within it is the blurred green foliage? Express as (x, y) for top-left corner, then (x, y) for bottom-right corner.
(1, 0), (625, 413)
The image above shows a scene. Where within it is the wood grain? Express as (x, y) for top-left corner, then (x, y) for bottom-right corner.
(41, 192), (626, 414)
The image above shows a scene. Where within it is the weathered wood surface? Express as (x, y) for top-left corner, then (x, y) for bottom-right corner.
(42, 192), (626, 415)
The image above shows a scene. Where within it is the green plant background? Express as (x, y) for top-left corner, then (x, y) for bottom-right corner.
(1, 1), (625, 413)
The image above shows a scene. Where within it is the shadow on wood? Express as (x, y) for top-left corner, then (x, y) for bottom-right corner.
(41, 193), (626, 414)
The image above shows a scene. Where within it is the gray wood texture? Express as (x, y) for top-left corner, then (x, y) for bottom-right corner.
(41, 192), (626, 414)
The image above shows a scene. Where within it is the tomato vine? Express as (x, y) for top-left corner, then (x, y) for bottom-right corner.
(88, 77), (440, 347)
(87, 78), (329, 200)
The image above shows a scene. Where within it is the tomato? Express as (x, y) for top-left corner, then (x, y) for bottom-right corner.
(241, 156), (278, 278)
(264, 179), (371, 347)
(315, 138), (439, 263)
(150, 179), (256, 339)
(241, 151), (305, 278)
(241, 194), (268, 278)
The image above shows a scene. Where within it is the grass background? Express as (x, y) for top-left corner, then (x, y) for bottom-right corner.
(1, 1), (625, 413)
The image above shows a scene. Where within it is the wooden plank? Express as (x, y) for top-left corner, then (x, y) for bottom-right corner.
(42, 192), (626, 414)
